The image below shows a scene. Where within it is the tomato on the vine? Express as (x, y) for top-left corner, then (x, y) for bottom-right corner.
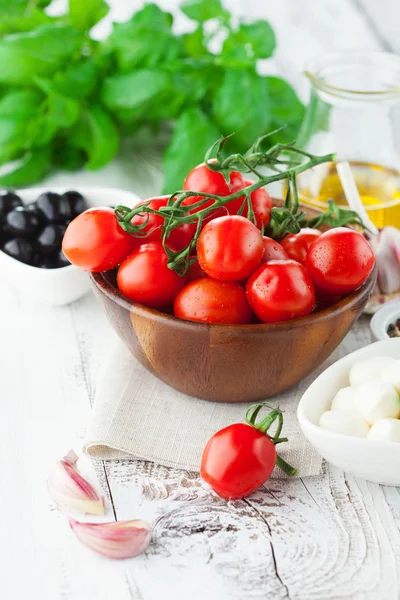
(305, 227), (375, 295)
(187, 261), (206, 282)
(117, 241), (186, 309)
(174, 278), (252, 324)
(281, 228), (322, 264)
(261, 236), (288, 262)
(130, 196), (168, 242)
(246, 260), (315, 323)
(62, 207), (138, 272)
(227, 179), (272, 230)
(197, 215), (264, 281)
(200, 404), (296, 500)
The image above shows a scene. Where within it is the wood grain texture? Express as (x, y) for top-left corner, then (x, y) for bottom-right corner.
(1, 1), (400, 599)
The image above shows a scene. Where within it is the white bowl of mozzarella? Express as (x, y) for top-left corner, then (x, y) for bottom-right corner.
(297, 338), (400, 485)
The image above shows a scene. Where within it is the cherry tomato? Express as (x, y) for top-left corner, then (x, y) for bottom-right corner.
(129, 196), (168, 242)
(182, 162), (244, 220)
(200, 423), (276, 500)
(281, 233), (308, 264)
(187, 261), (207, 282)
(227, 179), (272, 230)
(167, 221), (197, 251)
(62, 207), (138, 272)
(261, 236), (288, 262)
(174, 278), (252, 324)
(296, 227), (322, 248)
(197, 215), (264, 281)
(305, 227), (376, 295)
(246, 260), (316, 323)
(117, 242), (186, 309)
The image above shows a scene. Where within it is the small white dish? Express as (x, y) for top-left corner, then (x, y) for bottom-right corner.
(297, 338), (400, 485)
(370, 300), (400, 341)
(0, 186), (142, 306)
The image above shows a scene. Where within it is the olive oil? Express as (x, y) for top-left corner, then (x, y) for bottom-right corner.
(296, 161), (400, 228)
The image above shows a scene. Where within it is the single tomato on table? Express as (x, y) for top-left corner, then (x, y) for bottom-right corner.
(197, 215), (264, 281)
(305, 227), (376, 295)
(246, 260), (316, 323)
(200, 404), (296, 500)
(174, 278), (252, 324)
(117, 241), (186, 309)
(62, 207), (138, 272)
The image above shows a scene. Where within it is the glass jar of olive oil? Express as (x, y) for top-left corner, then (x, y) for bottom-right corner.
(296, 51), (400, 228)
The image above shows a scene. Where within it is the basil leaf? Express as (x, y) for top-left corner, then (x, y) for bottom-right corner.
(70, 105), (119, 170)
(222, 21), (276, 62)
(0, 89), (42, 119)
(265, 77), (305, 144)
(0, 25), (83, 85)
(180, 0), (228, 22)
(212, 70), (271, 151)
(68, 0), (109, 31)
(52, 59), (99, 100)
(163, 108), (220, 192)
(102, 69), (170, 117)
(0, 90), (44, 162)
(0, 147), (50, 187)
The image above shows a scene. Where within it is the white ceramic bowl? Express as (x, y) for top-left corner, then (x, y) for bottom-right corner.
(297, 338), (400, 485)
(0, 186), (141, 306)
(370, 301), (400, 341)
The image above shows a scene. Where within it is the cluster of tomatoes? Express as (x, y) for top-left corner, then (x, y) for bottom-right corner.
(62, 163), (376, 325)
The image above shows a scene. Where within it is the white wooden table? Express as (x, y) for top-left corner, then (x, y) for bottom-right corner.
(2, 1), (400, 599)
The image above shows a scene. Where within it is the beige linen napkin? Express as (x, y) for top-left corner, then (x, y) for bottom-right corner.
(82, 340), (343, 478)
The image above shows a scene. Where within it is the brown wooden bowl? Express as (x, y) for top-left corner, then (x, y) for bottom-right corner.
(90, 201), (377, 403)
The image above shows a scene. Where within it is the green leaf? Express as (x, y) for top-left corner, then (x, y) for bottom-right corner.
(0, 89), (44, 162)
(212, 69), (271, 150)
(102, 69), (170, 116)
(222, 21), (276, 62)
(0, 89), (42, 119)
(0, 25), (83, 85)
(108, 4), (181, 71)
(0, 146), (50, 187)
(69, 105), (119, 170)
(265, 77), (305, 144)
(52, 59), (99, 100)
(34, 77), (80, 143)
(0, 9), (54, 35)
(162, 108), (220, 192)
(180, 0), (229, 22)
(181, 27), (208, 57)
(68, 0), (109, 31)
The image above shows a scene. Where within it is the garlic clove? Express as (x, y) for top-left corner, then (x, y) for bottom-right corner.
(354, 380), (400, 425)
(382, 359), (400, 394)
(374, 227), (400, 295)
(69, 519), (151, 559)
(367, 418), (400, 442)
(331, 386), (356, 411)
(349, 356), (395, 387)
(319, 409), (369, 438)
(48, 450), (104, 516)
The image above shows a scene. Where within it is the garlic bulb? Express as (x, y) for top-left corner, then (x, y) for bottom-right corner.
(374, 227), (400, 295)
(47, 450), (104, 515)
(69, 519), (151, 559)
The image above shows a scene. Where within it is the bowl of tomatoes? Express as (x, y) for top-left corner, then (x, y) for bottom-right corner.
(63, 151), (377, 402)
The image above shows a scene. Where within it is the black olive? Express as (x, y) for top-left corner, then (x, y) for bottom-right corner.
(35, 224), (66, 256)
(54, 250), (71, 268)
(26, 201), (46, 224)
(34, 254), (57, 269)
(4, 206), (41, 238)
(62, 191), (87, 218)
(36, 192), (72, 224)
(0, 191), (22, 219)
(2, 238), (34, 264)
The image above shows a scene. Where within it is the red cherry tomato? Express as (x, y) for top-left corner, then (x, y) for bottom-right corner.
(261, 236), (289, 262)
(281, 233), (308, 264)
(228, 179), (272, 230)
(200, 423), (277, 500)
(246, 260), (316, 323)
(117, 242), (186, 309)
(167, 222), (197, 251)
(187, 261), (207, 282)
(182, 162), (243, 220)
(62, 207), (138, 272)
(130, 196), (168, 242)
(305, 227), (376, 295)
(197, 215), (264, 281)
(296, 227), (322, 248)
(174, 278), (252, 324)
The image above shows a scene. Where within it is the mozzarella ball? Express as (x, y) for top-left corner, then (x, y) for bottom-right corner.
(367, 418), (400, 443)
(382, 359), (400, 394)
(331, 386), (356, 411)
(319, 410), (369, 438)
(349, 356), (396, 387)
(354, 381), (400, 425)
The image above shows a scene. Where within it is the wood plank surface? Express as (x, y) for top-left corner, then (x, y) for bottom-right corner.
(1, 1), (400, 599)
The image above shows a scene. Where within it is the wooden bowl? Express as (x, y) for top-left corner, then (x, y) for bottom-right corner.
(90, 201), (377, 403)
